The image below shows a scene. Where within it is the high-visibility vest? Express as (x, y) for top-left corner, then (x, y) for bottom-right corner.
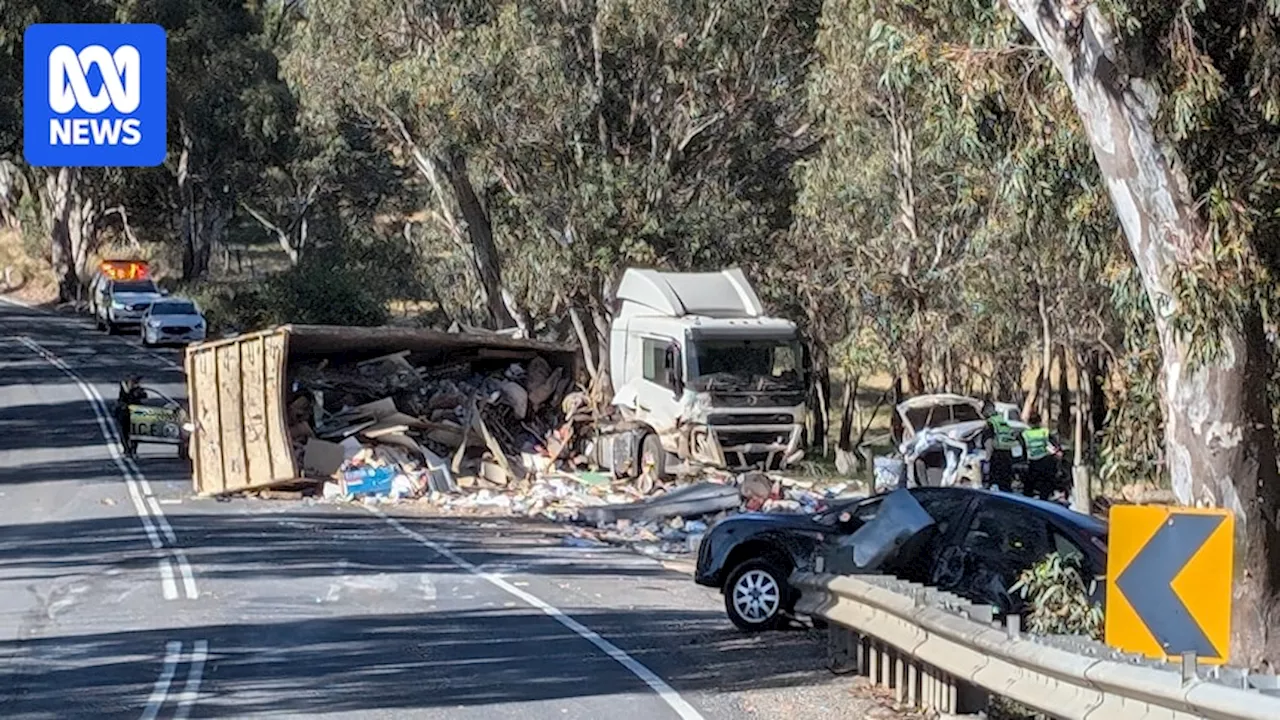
(1023, 427), (1051, 461)
(987, 414), (1017, 451)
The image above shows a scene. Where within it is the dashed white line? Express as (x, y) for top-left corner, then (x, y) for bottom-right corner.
(140, 641), (182, 720)
(16, 335), (198, 600)
(367, 508), (706, 720)
(158, 559), (179, 600)
(172, 640), (209, 720)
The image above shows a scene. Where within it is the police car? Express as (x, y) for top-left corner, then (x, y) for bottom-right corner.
(121, 385), (193, 460)
(90, 260), (167, 334)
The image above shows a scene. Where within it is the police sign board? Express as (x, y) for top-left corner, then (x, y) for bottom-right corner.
(1105, 505), (1234, 664)
(23, 24), (166, 167)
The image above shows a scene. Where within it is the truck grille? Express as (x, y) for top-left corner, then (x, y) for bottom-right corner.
(707, 413), (794, 426)
(707, 391), (805, 408)
(717, 430), (791, 447)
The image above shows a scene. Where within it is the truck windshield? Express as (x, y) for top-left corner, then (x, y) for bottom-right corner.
(687, 337), (802, 391)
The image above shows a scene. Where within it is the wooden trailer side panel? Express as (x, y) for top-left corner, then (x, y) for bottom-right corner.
(187, 329), (297, 495)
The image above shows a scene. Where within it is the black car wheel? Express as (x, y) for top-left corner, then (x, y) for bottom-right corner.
(724, 558), (788, 631)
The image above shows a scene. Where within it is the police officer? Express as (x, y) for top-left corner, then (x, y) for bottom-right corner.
(1020, 411), (1060, 500)
(116, 374), (146, 457)
(982, 400), (1017, 492)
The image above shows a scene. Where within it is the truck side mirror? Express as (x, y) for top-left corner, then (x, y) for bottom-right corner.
(664, 345), (684, 396)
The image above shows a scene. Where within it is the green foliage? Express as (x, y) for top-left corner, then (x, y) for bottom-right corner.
(1011, 552), (1105, 640)
(286, 0), (819, 325)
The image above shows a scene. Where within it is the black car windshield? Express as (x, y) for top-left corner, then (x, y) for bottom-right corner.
(114, 280), (158, 293)
(151, 301), (197, 315)
(687, 336), (802, 392)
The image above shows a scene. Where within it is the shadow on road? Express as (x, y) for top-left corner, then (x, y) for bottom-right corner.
(0, 508), (697, 583)
(2, 605), (834, 718)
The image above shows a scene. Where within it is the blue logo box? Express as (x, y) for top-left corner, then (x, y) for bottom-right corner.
(24, 24), (167, 167)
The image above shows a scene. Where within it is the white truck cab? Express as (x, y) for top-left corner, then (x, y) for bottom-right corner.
(602, 268), (807, 475)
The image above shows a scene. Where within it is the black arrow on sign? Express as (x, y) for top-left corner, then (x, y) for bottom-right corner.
(1115, 513), (1224, 659)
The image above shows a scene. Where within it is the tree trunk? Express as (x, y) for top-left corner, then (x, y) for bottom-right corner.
(1008, 0), (1280, 666)
(175, 125), (217, 281)
(890, 377), (905, 445)
(904, 346), (925, 396)
(438, 152), (516, 330)
(1021, 360), (1042, 421)
(1037, 284), (1052, 421)
(1087, 351), (1108, 436)
(837, 376), (858, 451)
(996, 355), (1018, 401)
(808, 345), (830, 458)
(1072, 352), (1092, 514)
(1056, 345), (1071, 440)
(42, 167), (78, 301)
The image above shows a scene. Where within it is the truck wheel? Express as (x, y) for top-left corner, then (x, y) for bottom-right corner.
(640, 433), (670, 481)
(724, 558), (788, 631)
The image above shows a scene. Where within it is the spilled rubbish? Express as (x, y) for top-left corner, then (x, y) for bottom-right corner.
(289, 350), (576, 500)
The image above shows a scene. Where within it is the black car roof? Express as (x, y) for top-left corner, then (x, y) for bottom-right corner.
(868, 486), (1108, 536)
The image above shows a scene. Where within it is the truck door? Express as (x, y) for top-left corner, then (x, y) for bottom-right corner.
(635, 335), (684, 433)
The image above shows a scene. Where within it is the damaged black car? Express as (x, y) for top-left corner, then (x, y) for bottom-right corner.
(695, 486), (1107, 631)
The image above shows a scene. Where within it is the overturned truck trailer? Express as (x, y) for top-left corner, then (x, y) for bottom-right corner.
(183, 325), (577, 496)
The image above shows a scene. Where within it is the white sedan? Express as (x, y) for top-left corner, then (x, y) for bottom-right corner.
(140, 298), (207, 347)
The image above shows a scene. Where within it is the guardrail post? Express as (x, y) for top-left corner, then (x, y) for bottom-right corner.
(827, 626), (861, 675)
(1182, 651), (1197, 686)
(923, 666), (935, 711)
(869, 638), (881, 685)
(1006, 613), (1020, 639)
(894, 651), (906, 703)
(907, 660), (919, 706)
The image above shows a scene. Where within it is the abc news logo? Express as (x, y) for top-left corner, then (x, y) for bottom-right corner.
(24, 24), (167, 167)
(48, 44), (143, 146)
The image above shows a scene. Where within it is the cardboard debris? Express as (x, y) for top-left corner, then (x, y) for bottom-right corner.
(303, 438), (345, 477)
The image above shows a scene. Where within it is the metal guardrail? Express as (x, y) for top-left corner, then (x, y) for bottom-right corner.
(792, 571), (1280, 720)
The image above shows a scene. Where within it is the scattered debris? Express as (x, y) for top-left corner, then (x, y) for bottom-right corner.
(262, 336), (862, 560)
(287, 349), (575, 500)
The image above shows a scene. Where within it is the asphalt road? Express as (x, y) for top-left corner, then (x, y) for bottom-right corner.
(0, 300), (897, 720)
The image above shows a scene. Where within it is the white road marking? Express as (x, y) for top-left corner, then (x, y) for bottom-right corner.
(367, 508), (707, 720)
(148, 496), (179, 545)
(159, 559), (179, 600)
(16, 335), (198, 600)
(173, 549), (199, 599)
(172, 640), (209, 720)
(140, 641), (182, 720)
(17, 336), (164, 549)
